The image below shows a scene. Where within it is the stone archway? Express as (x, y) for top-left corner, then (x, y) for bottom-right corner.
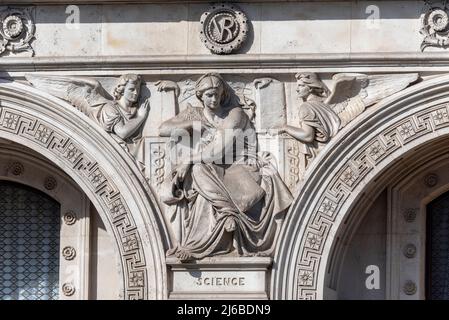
(0, 79), (169, 299)
(273, 74), (449, 300)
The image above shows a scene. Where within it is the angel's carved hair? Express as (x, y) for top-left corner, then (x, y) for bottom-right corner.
(295, 72), (329, 98)
(113, 74), (142, 100)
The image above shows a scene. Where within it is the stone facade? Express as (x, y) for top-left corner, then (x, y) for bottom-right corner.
(2, 0), (449, 300)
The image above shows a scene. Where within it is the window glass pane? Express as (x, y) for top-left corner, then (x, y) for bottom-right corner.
(0, 181), (60, 300)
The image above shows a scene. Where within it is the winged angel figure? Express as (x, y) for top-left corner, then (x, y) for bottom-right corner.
(274, 72), (419, 161)
(25, 74), (149, 157)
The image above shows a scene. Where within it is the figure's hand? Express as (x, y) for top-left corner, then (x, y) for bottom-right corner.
(268, 125), (286, 136)
(138, 99), (150, 118)
(156, 80), (180, 97)
(174, 163), (191, 184)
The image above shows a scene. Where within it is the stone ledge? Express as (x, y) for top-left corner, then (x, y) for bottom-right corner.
(168, 292), (269, 300)
(166, 256), (272, 269)
(2, 0), (381, 4)
(167, 256), (272, 299)
(4, 53), (449, 75)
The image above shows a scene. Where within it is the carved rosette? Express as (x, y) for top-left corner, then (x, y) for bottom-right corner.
(62, 282), (76, 296)
(63, 211), (77, 225)
(424, 173), (439, 187)
(403, 244), (417, 259)
(403, 208), (418, 222)
(0, 7), (35, 56)
(420, 5), (449, 51)
(403, 280), (417, 295)
(44, 176), (57, 190)
(5, 161), (24, 176)
(62, 246), (76, 261)
(200, 3), (249, 54)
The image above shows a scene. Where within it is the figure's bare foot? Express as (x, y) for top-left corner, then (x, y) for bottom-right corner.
(176, 249), (193, 262)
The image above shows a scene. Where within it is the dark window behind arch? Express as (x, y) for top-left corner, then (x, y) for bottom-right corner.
(0, 180), (60, 300)
(426, 192), (449, 300)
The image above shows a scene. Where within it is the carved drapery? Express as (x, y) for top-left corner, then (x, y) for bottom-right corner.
(22, 71), (418, 264)
(273, 74), (449, 300)
(0, 80), (168, 299)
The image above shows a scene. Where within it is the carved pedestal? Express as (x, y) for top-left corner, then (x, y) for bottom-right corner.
(167, 257), (272, 299)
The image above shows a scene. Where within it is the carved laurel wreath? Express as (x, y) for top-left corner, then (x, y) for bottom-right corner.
(0, 7), (35, 56)
(200, 3), (249, 54)
(420, 4), (449, 51)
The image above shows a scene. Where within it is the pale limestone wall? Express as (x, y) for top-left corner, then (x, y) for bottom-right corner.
(89, 206), (120, 300)
(337, 190), (387, 300)
(23, 1), (424, 57)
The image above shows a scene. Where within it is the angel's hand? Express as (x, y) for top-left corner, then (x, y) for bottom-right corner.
(268, 125), (286, 136)
(137, 99), (150, 118)
(156, 80), (180, 97)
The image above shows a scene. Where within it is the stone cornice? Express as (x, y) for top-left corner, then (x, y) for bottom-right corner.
(0, 0), (388, 4)
(3, 53), (449, 76)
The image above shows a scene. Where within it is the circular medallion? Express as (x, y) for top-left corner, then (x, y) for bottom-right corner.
(403, 280), (417, 295)
(2, 15), (23, 39)
(424, 173), (439, 187)
(62, 283), (76, 296)
(200, 3), (249, 54)
(403, 243), (417, 259)
(63, 211), (77, 225)
(62, 246), (76, 261)
(428, 9), (449, 32)
(9, 161), (24, 176)
(0, 8), (35, 56)
(403, 208), (417, 223)
(44, 176), (57, 190)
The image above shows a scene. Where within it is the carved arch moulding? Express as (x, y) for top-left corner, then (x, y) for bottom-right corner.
(272, 74), (449, 300)
(0, 79), (170, 300)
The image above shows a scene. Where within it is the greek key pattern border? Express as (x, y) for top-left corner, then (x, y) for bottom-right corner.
(0, 106), (148, 300)
(296, 103), (449, 299)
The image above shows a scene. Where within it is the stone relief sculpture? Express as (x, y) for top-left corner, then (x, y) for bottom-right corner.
(25, 74), (150, 158)
(0, 7), (35, 57)
(420, 1), (449, 51)
(159, 73), (293, 261)
(200, 3), (249, 54)
(22, 70), (419, 263)
(272, 72), (419, 172)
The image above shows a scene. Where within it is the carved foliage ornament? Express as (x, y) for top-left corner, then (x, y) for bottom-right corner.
(420, 2), (449, 51)
(0, 7), (35, 56)
(200, 3), (249, 54)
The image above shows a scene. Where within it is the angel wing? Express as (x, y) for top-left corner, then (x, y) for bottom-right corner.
(325, 73), (419, 128)
(25, 74), (112, 114)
